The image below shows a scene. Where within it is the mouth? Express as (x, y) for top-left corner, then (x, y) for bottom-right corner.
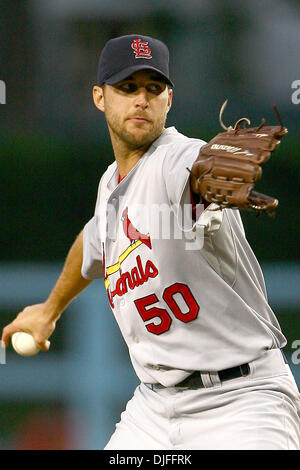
(127, 116), (150, 123)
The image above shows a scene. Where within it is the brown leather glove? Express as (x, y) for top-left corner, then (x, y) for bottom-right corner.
(190, 102), (288, 215)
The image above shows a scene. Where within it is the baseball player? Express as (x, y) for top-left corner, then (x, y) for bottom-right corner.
(2, 34), (300, 450)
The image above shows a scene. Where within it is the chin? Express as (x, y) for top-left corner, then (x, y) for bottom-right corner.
(138, 133), (160, 146)
(125, 128), (157, 147)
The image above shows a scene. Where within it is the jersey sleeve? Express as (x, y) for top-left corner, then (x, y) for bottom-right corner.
(162, 141), (204, 207)
(162, 140), (224, 235)
(81, 216), (103, 280)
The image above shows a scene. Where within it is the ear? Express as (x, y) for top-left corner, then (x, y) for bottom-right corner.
(93, 85), (105, 112)
(166, 87), (173, 113)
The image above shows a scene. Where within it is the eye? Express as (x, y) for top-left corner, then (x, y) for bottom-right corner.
(146, 83), (164, 94)
(116, 81), (165, 94)
(118, 83), (138, 93)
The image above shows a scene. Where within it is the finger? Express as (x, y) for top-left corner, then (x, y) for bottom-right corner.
(248, 189), (278, 213)
(1, 329), (7, 348)
(35, 338), (51, 351)
(1, 324), (18, 348)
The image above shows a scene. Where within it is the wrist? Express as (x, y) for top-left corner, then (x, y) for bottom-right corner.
(43, 297), (65, 322)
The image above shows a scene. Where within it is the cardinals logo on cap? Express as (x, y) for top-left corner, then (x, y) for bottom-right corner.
(131, 38), (152, 59)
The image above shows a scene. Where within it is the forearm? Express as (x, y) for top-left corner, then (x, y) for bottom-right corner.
(44, 230), (92, 321)
(1, 230), (92, 348)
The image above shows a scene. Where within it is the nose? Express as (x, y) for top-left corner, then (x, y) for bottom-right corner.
(134, 87), (149, 109)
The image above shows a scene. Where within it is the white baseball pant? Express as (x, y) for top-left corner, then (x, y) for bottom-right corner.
(104, 349), (300, 450)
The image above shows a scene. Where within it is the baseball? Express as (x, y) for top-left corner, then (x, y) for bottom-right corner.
(12, 332), (44, 357)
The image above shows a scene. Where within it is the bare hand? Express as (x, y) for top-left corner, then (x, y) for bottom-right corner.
(1, 303), (56, 351)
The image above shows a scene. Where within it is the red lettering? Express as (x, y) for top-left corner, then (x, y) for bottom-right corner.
(131, 267), (143, 288)
(123, 271), (135, 290)
(115, 276), (128, 296)
(134, 294), (171, 335)
(163, 283), (199, 323)
(135, 283), (200, 334)
(105, 256), (159, 302)
(136, 255), (146, 282)
(145, 260), (159, 279)
(106, 287), (114, 308)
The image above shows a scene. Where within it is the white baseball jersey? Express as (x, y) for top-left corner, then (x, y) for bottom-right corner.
(81, 126), (286, 387)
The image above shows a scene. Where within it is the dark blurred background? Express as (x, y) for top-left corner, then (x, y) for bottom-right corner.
(0, 0), (299, 450)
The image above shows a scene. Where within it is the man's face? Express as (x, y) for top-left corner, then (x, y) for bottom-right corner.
(93, 70), (173, 150)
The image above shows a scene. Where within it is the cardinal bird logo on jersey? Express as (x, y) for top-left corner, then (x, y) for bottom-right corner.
(103, 206), (157, 308)
(121, 207), (152, 249)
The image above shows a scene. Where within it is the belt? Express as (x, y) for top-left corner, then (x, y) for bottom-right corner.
(147, 349), (287, 391)
(173, 363), (250, 389)
(149, 363), (249, 390)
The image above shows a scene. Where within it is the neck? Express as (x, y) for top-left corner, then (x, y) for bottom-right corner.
(116, 147), (149, 179)
(110, 132), (153, 179)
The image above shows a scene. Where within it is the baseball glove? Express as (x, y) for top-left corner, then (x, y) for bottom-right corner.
(189, 101), (288, 216)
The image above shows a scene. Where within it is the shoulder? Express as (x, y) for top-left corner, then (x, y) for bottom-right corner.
(102, 161), (117, 178)
(96, 161), (117, 190)
(93, 161), (117, 208)
(151, 128), (205, 177)
(152, 127), (206, 152)
(150, 127), (206, 172)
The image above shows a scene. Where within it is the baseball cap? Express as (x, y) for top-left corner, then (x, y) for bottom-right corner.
(97, 34), (174, 87)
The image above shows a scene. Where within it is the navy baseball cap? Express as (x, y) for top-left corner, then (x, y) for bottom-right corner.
(97, 34), (174, 87)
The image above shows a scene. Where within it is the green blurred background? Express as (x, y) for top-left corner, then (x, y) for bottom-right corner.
(0, 0), (299, 449)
